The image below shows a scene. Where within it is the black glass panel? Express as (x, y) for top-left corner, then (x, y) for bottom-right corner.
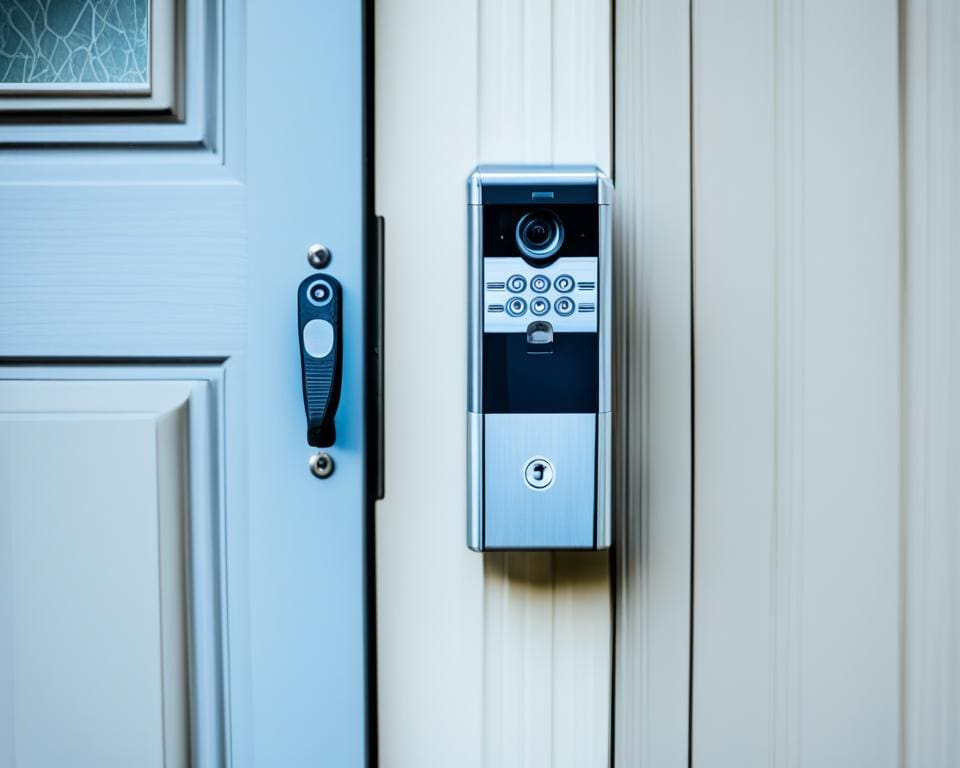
(483, 332), (598, 414)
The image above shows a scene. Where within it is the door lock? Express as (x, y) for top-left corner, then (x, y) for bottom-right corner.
(524, 457), (554, 489)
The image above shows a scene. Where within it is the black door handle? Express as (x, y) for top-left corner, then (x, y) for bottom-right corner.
(298, 274), (343, 447)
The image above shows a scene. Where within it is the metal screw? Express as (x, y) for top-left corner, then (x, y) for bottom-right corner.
(309, 451), (335, 479)
(307, 244), (332, 269)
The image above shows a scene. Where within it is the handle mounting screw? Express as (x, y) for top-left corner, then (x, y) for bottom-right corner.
(307, 244), (332, 269)
(309, 451), (335, 479)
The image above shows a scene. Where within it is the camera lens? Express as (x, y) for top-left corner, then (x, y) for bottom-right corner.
(527, 223), (549, 245)
(516, 210), (564, 261)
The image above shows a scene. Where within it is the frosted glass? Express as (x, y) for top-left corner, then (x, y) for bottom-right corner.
(0, 0), (149, 85)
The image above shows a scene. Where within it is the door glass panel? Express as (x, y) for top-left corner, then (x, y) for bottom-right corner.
(0, 0), (149, 88)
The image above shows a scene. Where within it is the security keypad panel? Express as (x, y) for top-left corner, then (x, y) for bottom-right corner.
(484, 257), (598, 332)
(467, 166), (613, 551)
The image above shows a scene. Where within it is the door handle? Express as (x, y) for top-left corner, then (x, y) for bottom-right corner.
(298, 274), (343, 447)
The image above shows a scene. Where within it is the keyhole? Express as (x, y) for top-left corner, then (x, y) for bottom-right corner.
(524, 457), (554, 489)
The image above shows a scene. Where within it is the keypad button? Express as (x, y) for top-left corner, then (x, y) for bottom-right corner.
(530, 297), (550, 316)
(530, 274), (550, 293)
(555, 297), (575, 316)
(507, 275), (527, 293)
(554, 274), (575, 293)
(506, 297), (527, 317)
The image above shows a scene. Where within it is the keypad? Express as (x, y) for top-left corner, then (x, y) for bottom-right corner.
(483, 256), (598, 332)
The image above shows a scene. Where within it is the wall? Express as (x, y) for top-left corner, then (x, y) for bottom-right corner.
(902, 0), (960, 763)
(375, 1), (613, 765)
(692, 1), (960, 765)
(376, 1), (960, 765)
(613, 1), (693, 766)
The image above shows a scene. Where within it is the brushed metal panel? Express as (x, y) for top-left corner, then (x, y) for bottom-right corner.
(598, 200), (613, 413)
(467, 411), (483, 550)
(595, 410), (612, 549)
(468, 202), (483, 412)
(484, 413), (596, 549)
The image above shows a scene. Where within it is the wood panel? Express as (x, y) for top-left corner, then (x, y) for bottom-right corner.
(0, 185), (244, 358)
(612, 1), (692, 766)
(0, 374), (226, 767)
(375, 0), (612, 765)
(692, 1), (901, 765)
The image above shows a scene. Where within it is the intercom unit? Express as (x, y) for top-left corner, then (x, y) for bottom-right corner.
(467, 166), (613, 551)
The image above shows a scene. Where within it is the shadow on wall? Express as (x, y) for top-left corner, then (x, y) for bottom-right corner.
(484, 551), (610, 590)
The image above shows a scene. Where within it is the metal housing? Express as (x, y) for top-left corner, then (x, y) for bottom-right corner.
(467, 165), (613, 551)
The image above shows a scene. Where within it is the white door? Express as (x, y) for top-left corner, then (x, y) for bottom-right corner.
(0, 1), (374, 766)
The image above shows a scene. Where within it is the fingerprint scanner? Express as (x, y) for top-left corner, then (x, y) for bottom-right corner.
(526, 320), (554, 345)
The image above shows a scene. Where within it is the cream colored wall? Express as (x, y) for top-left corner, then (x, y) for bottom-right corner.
(692, 1), (960, 765)
(613, 1), (693, 766)
(375, 1), (613, 765)
(376, 1), (960, 765)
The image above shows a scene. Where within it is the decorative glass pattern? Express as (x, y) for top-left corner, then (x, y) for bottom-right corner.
(0, 0), (149, 86)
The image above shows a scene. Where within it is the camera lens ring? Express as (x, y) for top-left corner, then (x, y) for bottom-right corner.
(515, 210), (564, 261)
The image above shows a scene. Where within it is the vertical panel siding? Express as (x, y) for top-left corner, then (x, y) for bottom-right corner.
(902, 1), (960, 765)
(612, 1), (693, 767)
(693, 1), (902, 766)
(374, 1), (483, 765)
(375, 1), (612, 766)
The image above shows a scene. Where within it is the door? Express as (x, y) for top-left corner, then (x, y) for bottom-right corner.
(0, 1), (373, 766)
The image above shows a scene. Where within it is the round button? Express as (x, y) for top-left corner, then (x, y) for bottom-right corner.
(306, 279), (333, 306)
(507, 275), (527, 293)
(554, 274), (575, 293)
(530, 297), (550, 316)
(555, 296), (575, 316)
(524, 457), (555, 490)
(303, 319), (335, 358)
(506, 297), (527, 317)
(530, 274), (550, 293)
